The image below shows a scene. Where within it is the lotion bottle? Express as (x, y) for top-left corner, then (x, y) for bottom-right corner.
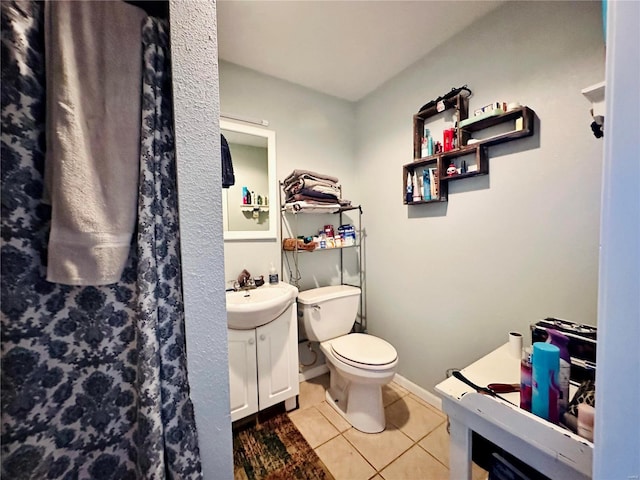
(269, 263), (278, 284)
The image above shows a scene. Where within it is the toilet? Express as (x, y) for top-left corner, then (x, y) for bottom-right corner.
(297, 285), (398, 433)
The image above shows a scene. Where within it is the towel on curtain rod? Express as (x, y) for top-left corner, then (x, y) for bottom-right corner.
(44, 0), (146, 286)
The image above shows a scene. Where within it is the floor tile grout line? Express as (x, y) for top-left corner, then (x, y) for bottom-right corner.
(339, 431), (380, 475)
(287, 404), (343, 451)
(312, 418), (454, 476)
(414, 440), (450, 470)
(340, 428), (415, 475)
(299, 378), (459, 478)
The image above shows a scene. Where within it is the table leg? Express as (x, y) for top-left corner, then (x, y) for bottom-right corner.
(448, 417), (472, 480)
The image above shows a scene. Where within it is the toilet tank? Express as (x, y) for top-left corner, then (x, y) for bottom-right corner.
(297, 285), (361, 342)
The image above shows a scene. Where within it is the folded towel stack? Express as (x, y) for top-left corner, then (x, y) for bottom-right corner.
(282, 169), (351, 209)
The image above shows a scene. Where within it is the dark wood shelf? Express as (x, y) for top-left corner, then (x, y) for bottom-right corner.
(441, 144), (481, 159)
(460, 106), (532, 132)
(403, 197), (448, 206)
(440, 171), (484, 182)
(404, 104), (535, 203)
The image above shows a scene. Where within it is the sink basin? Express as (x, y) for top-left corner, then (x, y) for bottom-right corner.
(226, 283), (298, 329)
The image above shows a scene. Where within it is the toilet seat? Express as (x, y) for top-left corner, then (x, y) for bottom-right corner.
(330, 333), (397, 370)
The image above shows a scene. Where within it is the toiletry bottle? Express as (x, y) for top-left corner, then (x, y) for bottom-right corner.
(520, 347), (532, 412)
(421, 127), (430, 158)
(405, 172), (413, 203)
(531, 342), (560, 422)
(268, 263), (278, 284)
(412, 172), (422, 202)
(324, 225), (335, 248)
(242, 187), (248, 204)
(422, 170), (431, 201)
(546, 329), (571, 418)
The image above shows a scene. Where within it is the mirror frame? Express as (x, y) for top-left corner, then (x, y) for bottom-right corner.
(220, 119), (277, 240)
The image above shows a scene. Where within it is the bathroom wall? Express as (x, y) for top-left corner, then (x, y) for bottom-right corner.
(219, 61), (358, 289)
(355, 1), (605, 391)
(170, 1), (233, 477)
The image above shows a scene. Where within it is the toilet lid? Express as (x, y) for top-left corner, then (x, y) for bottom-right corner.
(330, 333), (397, 366)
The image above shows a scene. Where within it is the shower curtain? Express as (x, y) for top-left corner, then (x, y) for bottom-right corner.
(1, 2), (202, 478)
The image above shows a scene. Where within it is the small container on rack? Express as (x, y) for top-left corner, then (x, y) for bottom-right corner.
(324, 224), (335, 237)
(338, 224), (356, 246)
(324, 224), (335, 248)
(318, 231), (327, 249)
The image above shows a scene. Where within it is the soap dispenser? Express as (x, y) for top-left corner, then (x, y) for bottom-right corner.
(269, 263), (278, 285)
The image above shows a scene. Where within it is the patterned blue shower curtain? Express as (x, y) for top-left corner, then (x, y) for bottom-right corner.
(1, 3), (202, 478)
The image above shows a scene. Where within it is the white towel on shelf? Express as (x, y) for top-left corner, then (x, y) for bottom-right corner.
(284, 202), (342, 213)
(44, 0), (146, 285)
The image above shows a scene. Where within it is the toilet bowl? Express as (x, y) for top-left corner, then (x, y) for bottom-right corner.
(297, 285), (398, 433)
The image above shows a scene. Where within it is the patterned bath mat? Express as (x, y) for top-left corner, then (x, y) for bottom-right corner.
(233, 412), (334, 480)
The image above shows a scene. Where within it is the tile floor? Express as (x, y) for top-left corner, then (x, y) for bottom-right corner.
(287, 374), (489, 480)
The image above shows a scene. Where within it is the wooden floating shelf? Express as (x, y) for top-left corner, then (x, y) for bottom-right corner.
(404, 103), (535, 204)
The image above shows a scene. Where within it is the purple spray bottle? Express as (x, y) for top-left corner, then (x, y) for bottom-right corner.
(547, 329), (570, 419)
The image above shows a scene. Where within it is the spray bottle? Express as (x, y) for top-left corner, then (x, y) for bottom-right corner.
(520, 347), (532, 412)
(547, 329), (571, 418)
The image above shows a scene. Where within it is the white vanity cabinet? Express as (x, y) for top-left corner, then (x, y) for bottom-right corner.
(228, 303), (299, 422)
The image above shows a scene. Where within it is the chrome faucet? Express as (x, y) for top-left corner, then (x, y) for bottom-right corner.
(233, 269), (256, 291)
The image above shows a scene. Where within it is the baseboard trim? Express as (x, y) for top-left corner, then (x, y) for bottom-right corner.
(393, 373), (443, 412)
(298, 364), (329, 382)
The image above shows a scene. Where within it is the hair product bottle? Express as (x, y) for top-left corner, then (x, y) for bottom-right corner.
(520, 347), (533, 412)
(422, 170), (431, 201)
(546, 329), (571, 418)
(531, 342), (560, 423)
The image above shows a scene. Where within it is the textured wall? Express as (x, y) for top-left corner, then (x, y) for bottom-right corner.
(355, 1), (606, 392)
(169, 1), (233, 477)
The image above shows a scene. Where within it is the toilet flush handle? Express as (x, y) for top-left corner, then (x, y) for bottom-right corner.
(311, 304), (321, 310)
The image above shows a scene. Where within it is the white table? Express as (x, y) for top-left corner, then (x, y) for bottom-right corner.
(435, 343), (593, 480)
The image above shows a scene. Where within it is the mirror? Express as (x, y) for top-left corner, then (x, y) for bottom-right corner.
(221, 119), (277, 240)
